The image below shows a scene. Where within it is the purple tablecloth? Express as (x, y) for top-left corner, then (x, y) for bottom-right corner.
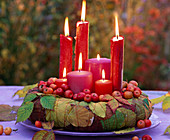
(0, 86), (170, 140)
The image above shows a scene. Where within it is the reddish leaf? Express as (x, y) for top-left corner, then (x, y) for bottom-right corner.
(108, 99), (119, 113)
(115, 96), (132, 106)
(102, 94), (114, 101)
(32, 130), (48, 140)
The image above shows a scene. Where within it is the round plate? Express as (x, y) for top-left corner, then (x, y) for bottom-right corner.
(19, 113), (161, 136)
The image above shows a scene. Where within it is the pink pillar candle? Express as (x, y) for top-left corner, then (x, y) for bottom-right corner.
(85, 58), (111, 92)
(67, 71), (92, 94)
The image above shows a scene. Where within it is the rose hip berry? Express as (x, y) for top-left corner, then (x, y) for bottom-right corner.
(84, 94), (92, 103)
(131, 136), (139, 140)
(142, 134), (152, 140)
(137, 120), (145, 129)
(35, 121), (42, 128)
(4, 127), (12, 135)
(0, 125), (3, 135)
(144, 119), (152, 127)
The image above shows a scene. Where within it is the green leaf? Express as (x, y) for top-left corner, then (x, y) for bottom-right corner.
(141, 92), (148, 97)
(16, 102), (34, 123)
(107, 98), (119, 113)
(113, 127), (135, 134)
(32, 130), (48, 140)
(162, 97), (170, 111)
(42, 121), (54, 130)
(23, 94), (37, 104)
(150, 95), (166, 105)
(13, 84), (38, 98)
(79, 101), (89, 106)
(40, 96), (56, 109)
(117, 108), (136, 127)
(42, 131), (55, 140)
(143, 98), (149, 106)
(89, 102), (106, 118)
(163, 125), (170, 135)
(68, 105), (94, 127)
(100, 110), (125, 130)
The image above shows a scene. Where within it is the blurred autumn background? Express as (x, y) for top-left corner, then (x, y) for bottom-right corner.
(0, 0), (169, 90)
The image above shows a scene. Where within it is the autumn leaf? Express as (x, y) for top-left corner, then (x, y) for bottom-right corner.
(13, 84), (38, 98)
(89, 102), (106, 118)
(46, 98), (72, 127)
(162, 96), (170, 111)
(113, 127), (135, 134)
(101, 94), (114, 101)
(42, 121), (54, 130)
(115, 96), (132, 106)
(150, 95), (166, 105)
(16, 102), (34, 123)
(42, 131), (55, 140)
(107, 98), (119, 113)
(163, 125), (170, 135)
(40, 96), (56, 110)
(0, 104), (19, 121)
(68, 105), (94, 127)
(32, 130), (48, 140)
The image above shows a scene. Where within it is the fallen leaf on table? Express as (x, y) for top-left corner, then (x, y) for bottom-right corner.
(163, 125), (170, 135)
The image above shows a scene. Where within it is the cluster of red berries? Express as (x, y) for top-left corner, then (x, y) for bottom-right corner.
(38, 77), (99, 102)
(132, 134), (152, 140)
(121, 80), (142, 99)
(131, 119), (152, 140)
(0, 125), (12, 135)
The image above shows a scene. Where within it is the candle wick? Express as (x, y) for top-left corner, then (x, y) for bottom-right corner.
(102, 78), (105, 81)
(116, 35), (118, 39)
(79, 70), (81, 72)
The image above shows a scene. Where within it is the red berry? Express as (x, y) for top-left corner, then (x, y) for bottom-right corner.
(122, 88), (127, 93)
(35, 121), (42, 128)
(131, 136), (139, 140)
(127, 84), (135, 92)
(39, 84), (46, 92)
(73, 94), (78, 100)
(129, 80), (138, 87)
(123, 91), (133, 99)
(91, 93), (99, 102)
(83, 89), (91, 94)
(38, 81), (45, 87)
(112, 91), (122, 97)
(142, 134), (152, 140)
(4, 127), (12, 135)
(61, 84), (69, 91)
(77, 92), (86, 101)
(134, 86), (142, 94)
(64, 90), (73, 99)
(137, 120), (145, 129)
(0, 125), (3, 135)
(54, 88), (64, 96)
(122, 81), (128, 88)
(47, 79), (55, 86)
(43, 87), (53, 94)
(84, 94), (92, 102)
(144, 119), (152, 127)
(50, 84), (57, 90)
(133, 90), (141, 98)
(99, 95), (104, 101)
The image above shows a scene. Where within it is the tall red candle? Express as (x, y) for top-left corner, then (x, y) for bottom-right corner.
(59, 17), (73, 78)
(110, 15), (124, 91)
(75, 0), (89, 70)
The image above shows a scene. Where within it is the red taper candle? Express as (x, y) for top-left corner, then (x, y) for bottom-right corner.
(75, 0), (89, 70)
(59, 17), (73, 78)
(110, 15), (124, 91)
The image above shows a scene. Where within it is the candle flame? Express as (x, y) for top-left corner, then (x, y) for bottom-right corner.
(115, 15), (119, 38)
(81, 0), (86, 22)
(97, 54), (100, 60)
(63, 67), (66, 78)
(64, 17), (69, 36)
(102, 69), (105, 80)
(78, 52), (82, 71)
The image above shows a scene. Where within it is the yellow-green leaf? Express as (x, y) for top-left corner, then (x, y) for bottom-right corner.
(68, 105), (94, 127)
(32, 130), (48, 140)
(163, 125), (170, 135)
(42, 131), (55, 140)
(113, 127), (135, 134)
(13, 84), (38, 98)
(162, 97), (170, 111)
(42, 121), (54, 130)
(150, 95), (166, 105)
(23, 94), (37, 104)
(89, 102), (106, 118)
